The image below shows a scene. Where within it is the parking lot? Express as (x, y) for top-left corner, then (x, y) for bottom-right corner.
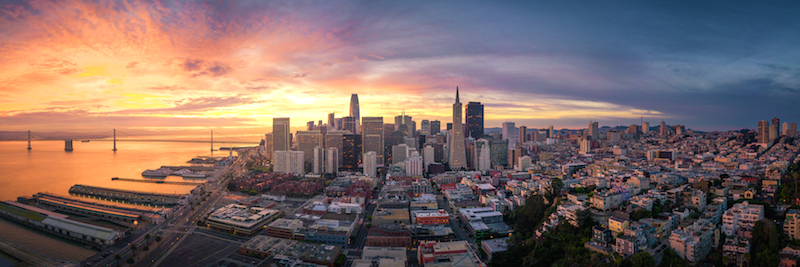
(158, 234), (241, 267)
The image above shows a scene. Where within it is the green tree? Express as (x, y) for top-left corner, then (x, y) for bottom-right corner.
(334, 254), (346, 267)
(545, 178), (564, 204)
(126, 257), (134, 267)
(632, 209), (651, 220)
(130, 244), (137, 256)
(155, 235), (162, 247)
(631, 251), (654, 267)
(143, 245), (149, 256)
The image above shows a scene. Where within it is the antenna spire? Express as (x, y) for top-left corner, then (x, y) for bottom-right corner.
(455, 86), (460, 103)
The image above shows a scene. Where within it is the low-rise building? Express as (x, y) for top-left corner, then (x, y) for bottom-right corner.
(481, 237), (510, 263)
(412, 209), (449, 225)
(417, 241), (486, 267)
(365, 225), (412, 248)
(237, 235), (341, 267)
(785, 209), (800, 240)
(207, 204), (280, 236)
(670, 219), (715, 264)
(722, 201), (764, 238)
(267, 219), (304, 239)
(372, 209), (411, 225)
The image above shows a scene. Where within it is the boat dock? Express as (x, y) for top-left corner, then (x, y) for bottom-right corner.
(160, 165), (218, 171)
(112, 177), (205, 185)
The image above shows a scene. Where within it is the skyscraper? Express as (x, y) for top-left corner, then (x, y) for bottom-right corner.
(421, 120), (431, 136)
(350, 94), (360, 134)
(362, 117), (384, 165)
(273, 150), (304, 175)
(773, 117), (781, 137)
(548, 125), (554, 138)
(449, 87), (467, 170)
(264, 133), (273, 160)
(791, 122), (798, 137)
(326, 147), (339, 175)
(313, 146), (326, 174)
(758, 120), (770, 144)
(642, 122), (649, 134)
(660, 121), (667, 136)
(328, 113), (335, 129)
(587, 122), (599, 140)
(465, 102), (484, 138)
(342, 116), (356, 133)
(342, 134), (361, 171)
(502, 122), (516, 148)
(783, 122), (789, 136)
(326, 130), (348, 168)
(297, 130), (323, 167)
(431, 120), (441, 134)
(395, 114), (413, 137)
(518, 126), (527, 144)
(272, 118), (290, 152)
(363, 151), (377, 177)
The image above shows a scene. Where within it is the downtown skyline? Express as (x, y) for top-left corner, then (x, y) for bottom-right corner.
(1, 1), (799, 134)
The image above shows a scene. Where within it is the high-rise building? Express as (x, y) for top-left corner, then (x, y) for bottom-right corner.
(773, 117), (781, 137)
(273, 118), (291, 152)
(518, 126), (527, 144)
(431, 120), (441, 134)
(423, 145), (435, 171)
(449, 87), (468, 170)
(363, 151), (377, 177)
(307, 121), (315, 131)
(627, 125), (638, 138)
(342, 116), (356, 133)
(313, 146), (326, 174)
(580, 139), (591, 154)
(791, 122), (798, 137)
(587, 122), (599, 140)
(518, 156), (532, 171)
(362, 117), (384, 164)
(297, 130), (323, 167)
(490, 139), (508, 169)
(273, 150), (304, 175)
(395, 114), (413, 137)
(502, 122), (516, 141)
(342, 134), (361, 171)
(350, 94), (360, 134)
(770, 125), (778, 142)
(465, 102), (484, 138)
(326, 147), (339, 175)
(642, 122), (649, 134)
(421, 120), (431, 136)
(405, 151), (423, 176)
(758, 120), (770, 143)
(264, 133), (273, 160)
(393, 144), (409, 165)
(326, 130), (348, 168)
(548, 125), (555, 138)
(465, 137), (476, 170)
(335, 118), (343, 130)
(660, 121), (668, 136)
(783, 122), (790, 136)
(508, 148), (521, 168)
(328, 113), (336, 129)
(476, 139), (491, 171)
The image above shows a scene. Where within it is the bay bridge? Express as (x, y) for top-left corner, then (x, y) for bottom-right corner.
(24, 129), (261, 152)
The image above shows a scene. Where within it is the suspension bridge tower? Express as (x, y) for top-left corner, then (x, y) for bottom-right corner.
(113, 129), (117, 151)
(27, 130), (31, 150)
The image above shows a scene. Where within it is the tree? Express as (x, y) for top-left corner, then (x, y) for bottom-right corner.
(545, 178), (564, 204)
(722, 255), (730, 266)
(155, 235), (162, 247)
(145, 234), (150, 242)
(632, 209), (651, 220)
(631, 251), (654, 267)
(126, 257), (135, 267)
(143, 245), (150, 256)
(334, 254), (346, 267)
(130, 244), (137, 256)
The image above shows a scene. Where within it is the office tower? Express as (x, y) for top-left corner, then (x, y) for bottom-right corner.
(627, 125), (638, 138)
(674, 125), (686, 135)
(642, 122), (649, 134)
(395, 114), (413, 137)
(548, 125), (555, 138)
(328, 113), (335, 129)
(264, 133), (273, 160)
(449, 87), (468, 170)
(518, 156), (532, 171)
(335, 118), (343, 130)
(791, 123), (798, 137)
(508, 148), (521, 168)
(446, 123), (453, 131)
(773, 117), (781, 137)
(350, 94), (360, 134)
(502, 122), (516, 141)
(518, 126), (527, 144)
(421, 120), (431, 135)
(587, 122), (599, 140)
(383, 124), (396, 165)
(660, 121), (667, 136)
(326, 147), (339, 175)
(313, 146), (326, 174)
(342, 116), (356, 133)
(465, 137), (476, 170)
(393, 144), (409, 164)
(465, 102), (484, 138)
(362, 117), (384, 164)
(783, 122), (789, 136)
(342, 134), (361, 171)
(580, 139), (591, 154)
(405, 151), (423, 176)
(326, 130), (348, 168)
(273, 118), (290, 152)
(423, 145), (435, 171)
(431, 120), (441, 134)
(306, 121), (315, 131)
(476, 139), (491, 171)
(364, 151), (377, 177)
(273, 150), (304, 175)
(758, 120), (770, 144)
(490, 139), (508, 169)
(297, 130), (323, 167)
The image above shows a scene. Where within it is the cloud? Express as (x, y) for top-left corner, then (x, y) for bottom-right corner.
(125, 61), (138, 68)
(147, 85), (190, 91)
(113, 95), (258, 114)
(47, 98), (106, 106)
(29, 59), (80, 75)
(179, 59), (232, 77)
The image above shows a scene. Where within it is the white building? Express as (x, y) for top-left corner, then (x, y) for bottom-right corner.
(405, 151), (423, 176)
(517, 156), (532, 171)
(423, 145), (435, 171)
(313, 146), (325, 174)
(722, 201), (764, 238)
(273, 150), (304, 175)
(476, 139), (491, 171)
(669, 219), (715, 264)
(364, 151), (377, 178)
(579, 139), (591, 154)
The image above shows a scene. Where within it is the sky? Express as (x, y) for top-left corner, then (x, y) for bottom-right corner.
(1, 0), (799, 136)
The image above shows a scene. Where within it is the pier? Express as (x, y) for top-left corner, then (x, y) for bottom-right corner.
(160, 165), (218, 171)
(112, 177), (205, 185)
(0, 236), (61, 267)
(69, 185), (186, 207)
